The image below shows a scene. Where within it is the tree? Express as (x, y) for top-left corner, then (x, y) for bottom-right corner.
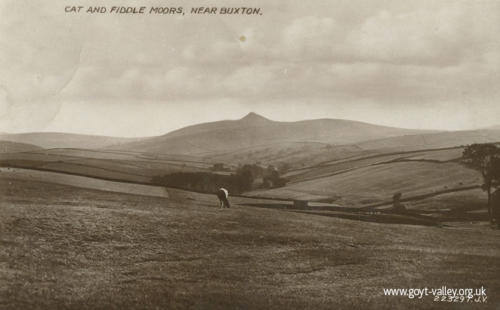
(277, 162), (291, 174)
(491, 157), (500, 187)
(262, 165), (279, 188)
(462, 143), (500, 221)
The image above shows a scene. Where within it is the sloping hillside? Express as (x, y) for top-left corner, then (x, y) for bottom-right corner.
(204, 127), (500, 169)
(0, 148), (212, 184)
(0, 140), (42, 153)
(205, 142), (372, 169)
(108, 113), (433, 155)
(283, 147), (465, 183)
(357, 129), (500, 151)
(1, 176), (499, 309)
(249, 161), (482, 206)
(0, 132), (140, 149)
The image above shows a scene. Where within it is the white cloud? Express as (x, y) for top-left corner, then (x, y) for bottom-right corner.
(1, 0), (499, 135)
(0, 87), (9, 118)
(345, 7), (464, 65)
(281, 16), (339, 60)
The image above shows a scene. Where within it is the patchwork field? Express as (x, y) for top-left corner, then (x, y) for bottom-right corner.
(251, 161), (482, 206)
(283, 147), (465, 183)
(0, 149), (214, 184)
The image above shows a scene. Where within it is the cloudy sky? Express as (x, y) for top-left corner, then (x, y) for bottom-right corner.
(0, 0), (499, 137)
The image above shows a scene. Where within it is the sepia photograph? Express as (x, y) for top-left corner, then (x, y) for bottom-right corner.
(0, 0), (499, 309)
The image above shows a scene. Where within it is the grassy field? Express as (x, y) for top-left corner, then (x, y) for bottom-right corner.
(252, 160), (481, 206)
(283, 147), (465, 184)
(0, 149), (214, 184)
(205, 142), (374, 169)
(0, 141), (42, 154)
(1, 176), (499, 309)
(0, 168), (169, 198)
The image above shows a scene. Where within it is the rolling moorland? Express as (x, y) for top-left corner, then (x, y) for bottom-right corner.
(1, 113), (500, 309)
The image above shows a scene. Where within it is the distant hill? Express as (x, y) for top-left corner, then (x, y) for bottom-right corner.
(0, 132), (141, 149)
(0, 141), (42, 153)
(357, 129), (500, 151)
(109, 112), (434, 155)
(4, 116), (498, 160)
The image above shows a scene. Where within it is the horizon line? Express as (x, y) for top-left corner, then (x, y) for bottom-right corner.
(2, 112), (497, 138)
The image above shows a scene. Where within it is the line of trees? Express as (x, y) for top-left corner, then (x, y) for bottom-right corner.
(462, 143), (500, 222)
(151, 164), (287, 194)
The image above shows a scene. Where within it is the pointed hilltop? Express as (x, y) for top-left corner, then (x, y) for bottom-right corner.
(240, 112), (272, 124)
